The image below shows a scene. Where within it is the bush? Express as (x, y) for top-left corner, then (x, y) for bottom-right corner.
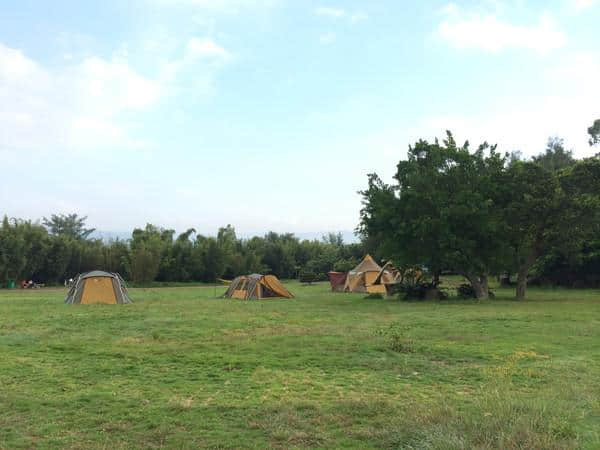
(298, 269), (317, 284)
(396, 280), (448, 301)
(457, 283), (476, 299)
(375, 324), (414, 353)
(456, 283), (495, 299)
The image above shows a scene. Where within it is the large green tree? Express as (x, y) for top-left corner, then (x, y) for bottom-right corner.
(42, 213), (95, 240)
(532, 137), (575, 172)
(359, 132), (507, 299)
(502, 161), (563, 299)
(128, 224), (166, 283)
(588, 119), (600, 147)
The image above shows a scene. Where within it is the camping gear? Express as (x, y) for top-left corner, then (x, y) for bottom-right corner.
(372, 261), (403, 296)
(327, 272), (347, 292)
(344, 255), (395, 294)
(65, 271), (132, 304)
(7, 280), (15, 289)
(222, 274), (293, 300)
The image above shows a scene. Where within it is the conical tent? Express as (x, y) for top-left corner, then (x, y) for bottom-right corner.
(65, 271), (132, 305)
(372, 262), (402, 296)
(222, 274), (293, 300)
(344, 255), (393, 294)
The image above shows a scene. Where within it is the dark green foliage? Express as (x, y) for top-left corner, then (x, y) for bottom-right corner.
(532, 137), (575, 172)
(375, 323), (414, 352)
(0, 215), (364, 284)
(396, 280), (447, 301)
(457, 283), (476, 298)
(359, 131), (600, 300)
(298, 269), (317, 284)
(42, 213), (95, 239)
(359, 131), (506, 300)
(364, 293), (384, 299)
(588, 119), (600, 147)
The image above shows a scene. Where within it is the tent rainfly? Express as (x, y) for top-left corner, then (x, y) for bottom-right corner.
(372, 261), (403, 296)
(344, 255), (395, 294)
(222, 274), (294, 300)
(327, 272), (347, 292)
(65, 271), (132, 305)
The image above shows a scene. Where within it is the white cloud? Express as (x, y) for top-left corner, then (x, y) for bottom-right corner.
(0, 44), (40, 82)
(315, 7), (346, 18)
(186, 37), (231, 60)
(571, 0), (597, 9)
(438, 9), (567, 53)
(0, 38), (231, 154)
(314, 6), (368, 23)
(156, 0), (279, 14)
(419, 52), (600, 157)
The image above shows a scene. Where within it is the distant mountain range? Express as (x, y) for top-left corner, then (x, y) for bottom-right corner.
(91, 230), (359, 243)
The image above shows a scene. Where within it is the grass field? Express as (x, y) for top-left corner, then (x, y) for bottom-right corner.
(1, 281), (599, 449)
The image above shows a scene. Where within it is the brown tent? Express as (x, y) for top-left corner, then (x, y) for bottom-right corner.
(327, 272), (347, 292)
(222, 274), (294, 300)
(344, 255), (394, 294)
(65, 271), (131, 305)
(372, 262), (403, 296)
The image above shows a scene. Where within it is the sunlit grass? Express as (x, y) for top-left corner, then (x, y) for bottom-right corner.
(1, 281), (599, 448)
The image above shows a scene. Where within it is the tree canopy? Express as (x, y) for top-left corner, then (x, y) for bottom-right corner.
(42, 213), (95, 240)
(359, 131), (600, 299)
(588, 119), (600, 147)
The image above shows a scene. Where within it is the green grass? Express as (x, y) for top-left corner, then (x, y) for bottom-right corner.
(1, 281), (600, 449)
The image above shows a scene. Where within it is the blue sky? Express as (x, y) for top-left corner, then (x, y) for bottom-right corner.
(1, 0), (599, 236)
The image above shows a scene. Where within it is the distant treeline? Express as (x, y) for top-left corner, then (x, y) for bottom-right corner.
(0, 214), (365, 284)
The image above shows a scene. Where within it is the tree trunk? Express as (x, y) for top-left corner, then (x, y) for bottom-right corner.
(433, 271), (440, 286)
(465, 273), (489, 300)
(515, 249), (539, 300)
(516, 264), (529, 300)
(481, 274), (489, 298)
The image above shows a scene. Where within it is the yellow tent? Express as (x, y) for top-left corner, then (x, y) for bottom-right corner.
(222, 274), (294, 300)
(344, 255), (394, 294)
(65, 271), (132, 304)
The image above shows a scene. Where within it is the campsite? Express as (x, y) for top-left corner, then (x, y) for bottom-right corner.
(1, 280), (599, 448)
(3, 1), (600, 448)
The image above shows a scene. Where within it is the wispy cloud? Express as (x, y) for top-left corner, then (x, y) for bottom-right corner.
(315, 6), (345, 18)
(421, 51), (600, 156)
(0, 37), (232, 153)
(186, 37), (232, 60)
(571, 0), (597, 9)
(155, 0), (279, 14)
(437, 6), (567, 53)
(314, 6), (368, 23)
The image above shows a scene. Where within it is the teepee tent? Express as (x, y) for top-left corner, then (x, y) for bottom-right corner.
(372, 262), (403, 296)
(222, 274), (293, 300)
(344, 255), (394, 294)
(65, 271), (132, 305)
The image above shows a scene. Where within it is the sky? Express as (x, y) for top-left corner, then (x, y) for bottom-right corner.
(1, 0), (599, 237)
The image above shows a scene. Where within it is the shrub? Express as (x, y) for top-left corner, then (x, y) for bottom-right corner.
(456, 283), (495, 299)
(364, 293), (384, 300)
(298, 269), (317, 284)
(375, 324), (414, 353)
(396, 280), (448, 301)
(457, 283), (476, 299)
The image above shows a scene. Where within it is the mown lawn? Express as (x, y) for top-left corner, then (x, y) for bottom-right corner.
(1, 281), (599, 449)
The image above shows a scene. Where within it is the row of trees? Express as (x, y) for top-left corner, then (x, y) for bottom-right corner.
(359, 129), (600, 300)
(0, 215), (363, 285)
